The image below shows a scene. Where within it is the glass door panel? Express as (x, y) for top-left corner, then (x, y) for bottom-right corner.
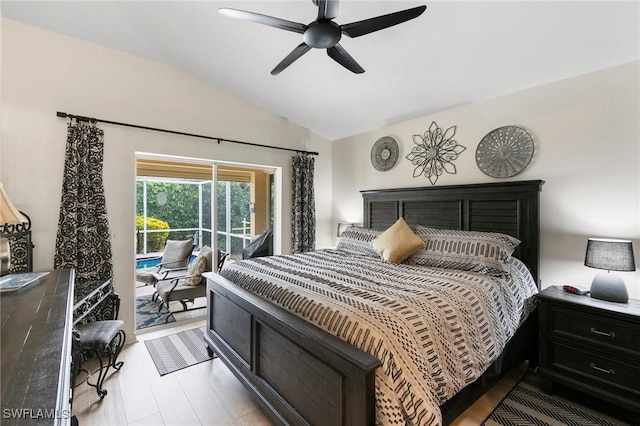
(217, 181), (251, 260)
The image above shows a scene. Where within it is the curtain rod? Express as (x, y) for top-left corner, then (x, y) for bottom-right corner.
(56, 111), (319, 156)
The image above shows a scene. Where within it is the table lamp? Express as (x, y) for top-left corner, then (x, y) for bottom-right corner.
(337, 222), (355, 237)
(584, 238), (636, 303)
(0, 183), (28, 276)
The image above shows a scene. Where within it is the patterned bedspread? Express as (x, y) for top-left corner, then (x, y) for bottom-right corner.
(220, 249), (538, 426)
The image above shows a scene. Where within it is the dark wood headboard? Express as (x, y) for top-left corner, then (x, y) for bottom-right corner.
(361, 180), (544, 287)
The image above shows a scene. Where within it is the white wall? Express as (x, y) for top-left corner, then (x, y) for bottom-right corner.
(0, 18), (333, 340)
(332, 61), (640, 299)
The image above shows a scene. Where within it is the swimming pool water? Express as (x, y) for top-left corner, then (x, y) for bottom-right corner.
(136, 254), (196, 269)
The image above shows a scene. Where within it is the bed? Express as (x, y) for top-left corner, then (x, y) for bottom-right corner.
(203, 180), (544, 426)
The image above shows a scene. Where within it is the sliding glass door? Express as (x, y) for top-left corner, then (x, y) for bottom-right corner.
(136, 157), (280, 265)
(216, 180), (252, 260)
(135, 178), (212, 255)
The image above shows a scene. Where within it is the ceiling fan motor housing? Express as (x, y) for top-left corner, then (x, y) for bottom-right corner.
(303, 21), (341, 48)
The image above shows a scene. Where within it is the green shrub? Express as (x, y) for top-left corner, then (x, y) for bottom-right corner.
(136, 215), (169, 253)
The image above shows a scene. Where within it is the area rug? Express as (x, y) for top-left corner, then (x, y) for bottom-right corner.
(136, 295), (176, 330)
(484, 372), (640, 425)
(144, 327), (215, 376)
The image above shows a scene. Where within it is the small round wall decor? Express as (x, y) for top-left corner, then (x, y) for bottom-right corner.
(371, 136), (399, 171)
(475, 126), (534, 178)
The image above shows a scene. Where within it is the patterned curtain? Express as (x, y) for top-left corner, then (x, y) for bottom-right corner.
(291, 153), (316, 253)
(54, 122), (113, 283)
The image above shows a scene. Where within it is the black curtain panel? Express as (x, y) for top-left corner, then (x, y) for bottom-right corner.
(291, 153), (316, 253)
(54, 122), (113, 283)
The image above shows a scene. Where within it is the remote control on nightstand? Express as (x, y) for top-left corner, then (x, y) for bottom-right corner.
(562, 285), (590, 295)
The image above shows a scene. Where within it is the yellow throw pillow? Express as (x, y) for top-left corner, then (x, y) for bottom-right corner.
(371, 218), (423, 264)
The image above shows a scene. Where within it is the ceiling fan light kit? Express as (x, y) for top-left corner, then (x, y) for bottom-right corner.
(219, 0), (426, 75)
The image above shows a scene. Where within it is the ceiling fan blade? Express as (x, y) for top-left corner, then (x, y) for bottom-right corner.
(317, 0), (339, 21)
(341, 5), (426, 38)
(219, 8), (307, 34)
(327, 44), (364, 74)
(271, 43), (313, 75)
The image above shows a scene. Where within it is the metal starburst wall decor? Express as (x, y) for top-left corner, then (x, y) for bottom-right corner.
(405, 121), (466, 185)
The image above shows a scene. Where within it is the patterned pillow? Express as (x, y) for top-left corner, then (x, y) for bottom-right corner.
(183, 252), (208, 286)
(371, 218), (424, 264)
(198, 246), (214, 273)
(406, 226), (521, 275)
(336, 226), (383, 258)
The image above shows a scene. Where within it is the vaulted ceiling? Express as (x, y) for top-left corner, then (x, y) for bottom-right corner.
(2, 1), (639, 140)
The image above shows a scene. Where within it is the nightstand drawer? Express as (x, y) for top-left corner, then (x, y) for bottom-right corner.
(551, 343), (640, 393)
(549, 307), (640, 353)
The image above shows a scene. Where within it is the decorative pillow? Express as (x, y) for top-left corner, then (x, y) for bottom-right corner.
(183, 251), (208, 286)
(406, 226), (521, 275)
(370, 218), (424, 264)
(199, 246), (213, 273)
(161, 238), (194, 269)
(336, 226), (383, 258)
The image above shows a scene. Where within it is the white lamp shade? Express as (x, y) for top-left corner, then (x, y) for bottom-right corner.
(0, 184), (27, 225)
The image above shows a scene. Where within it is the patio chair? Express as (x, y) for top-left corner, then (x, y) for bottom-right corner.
(136, 238), (195, 287)
(156, 247), (227, 321)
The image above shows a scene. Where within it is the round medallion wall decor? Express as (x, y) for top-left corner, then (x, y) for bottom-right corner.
(475, 126), (534, 178)
(371, 136), (399, 171)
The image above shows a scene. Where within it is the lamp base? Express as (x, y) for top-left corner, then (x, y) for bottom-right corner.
(0, 237), (10, 276)
(590, 272), (629, 303)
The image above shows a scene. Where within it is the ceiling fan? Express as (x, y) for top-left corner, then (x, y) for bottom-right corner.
(219, 0), (427, 75)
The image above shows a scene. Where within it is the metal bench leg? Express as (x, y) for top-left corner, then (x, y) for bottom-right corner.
(82, 329), (126, 399)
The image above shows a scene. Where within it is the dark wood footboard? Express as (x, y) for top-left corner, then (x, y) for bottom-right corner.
(203, 272), (381, 426)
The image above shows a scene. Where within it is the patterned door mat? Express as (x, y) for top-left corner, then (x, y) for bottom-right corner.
(136, 295), (176, 330)
(144, 327), (215, 376)
(484, 372), (640, 425)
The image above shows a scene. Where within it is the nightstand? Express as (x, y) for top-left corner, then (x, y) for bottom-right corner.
(537, 286), (640, 414)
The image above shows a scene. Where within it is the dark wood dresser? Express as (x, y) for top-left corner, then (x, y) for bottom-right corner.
(1, 269), (75, 425)
(537, 285), (640, 413)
